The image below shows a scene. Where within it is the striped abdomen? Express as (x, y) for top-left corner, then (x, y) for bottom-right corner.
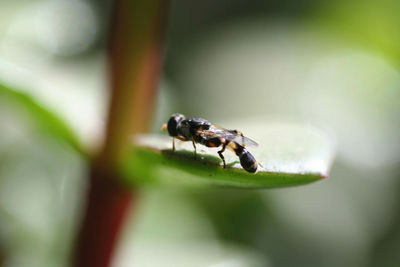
(197, 135), (258, 173)
(228, 142), (258, 173)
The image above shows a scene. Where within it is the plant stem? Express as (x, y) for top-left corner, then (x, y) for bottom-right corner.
(72, 168), (133, 267)
(102, 0), (167, 166)
(72, 0), (167, 266)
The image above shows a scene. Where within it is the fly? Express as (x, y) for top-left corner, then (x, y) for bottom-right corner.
(162, 113), (260, 173)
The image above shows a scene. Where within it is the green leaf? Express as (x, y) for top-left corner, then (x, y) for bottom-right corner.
(121, 122), (336, 188)
(0, 83), (85, 155)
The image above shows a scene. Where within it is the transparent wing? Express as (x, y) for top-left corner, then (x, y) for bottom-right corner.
(202, 125), (259, 147)
(229, 133), (259, 147)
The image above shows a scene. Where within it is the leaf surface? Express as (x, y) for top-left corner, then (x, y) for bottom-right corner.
(0, 83), (85, 155)
(122, 121), (336, 188)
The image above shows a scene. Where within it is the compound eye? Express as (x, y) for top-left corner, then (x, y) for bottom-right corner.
(167, 116), (179, 136)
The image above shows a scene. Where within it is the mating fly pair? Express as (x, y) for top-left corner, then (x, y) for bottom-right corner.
(162, 114), (260, 173)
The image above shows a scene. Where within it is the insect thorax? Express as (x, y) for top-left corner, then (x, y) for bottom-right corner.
(178, 117), (211, 139)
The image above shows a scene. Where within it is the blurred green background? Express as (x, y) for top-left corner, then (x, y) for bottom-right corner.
(0, 0), (399, 266)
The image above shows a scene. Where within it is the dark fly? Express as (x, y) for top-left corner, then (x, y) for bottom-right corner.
(162, 113), (259, 173)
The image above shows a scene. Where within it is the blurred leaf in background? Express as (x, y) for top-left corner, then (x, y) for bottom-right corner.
(313, 0), (400, 66)
(0, 1), (104, 266)
(0, 85), (86, 267)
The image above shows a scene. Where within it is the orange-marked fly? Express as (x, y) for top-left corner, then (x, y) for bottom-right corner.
(162, 114), (259, 173)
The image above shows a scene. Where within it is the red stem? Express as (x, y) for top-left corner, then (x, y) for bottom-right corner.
(72, 167), (134, 267)
(72, 0), (167, 266)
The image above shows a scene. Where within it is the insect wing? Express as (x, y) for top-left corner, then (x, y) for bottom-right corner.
(208, 125), (259, 147)
(195, 128), (223, 139)
(230, 134), (259, 147)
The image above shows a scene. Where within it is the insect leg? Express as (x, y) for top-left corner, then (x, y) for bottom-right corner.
(172, 136), (189, 152)
(218, 143), (227, 168)
(191, 137), (197, 158)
